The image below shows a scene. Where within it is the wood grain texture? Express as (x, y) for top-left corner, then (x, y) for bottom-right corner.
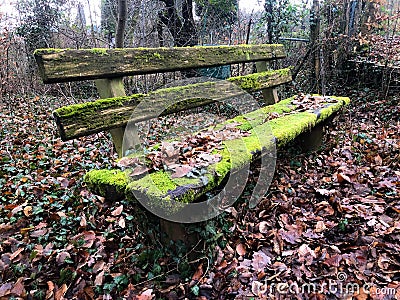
(34, 44), (287, 83)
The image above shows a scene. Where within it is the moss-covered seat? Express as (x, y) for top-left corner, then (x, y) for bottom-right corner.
(34, 44), (350, 225)
(84, 95), (349, 218)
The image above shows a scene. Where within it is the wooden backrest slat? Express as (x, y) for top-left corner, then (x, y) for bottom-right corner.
(34, 44), (286, 83)
(54, 69), (292, 141)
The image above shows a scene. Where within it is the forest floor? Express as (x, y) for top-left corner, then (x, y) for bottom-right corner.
(0, 86), (399, 300)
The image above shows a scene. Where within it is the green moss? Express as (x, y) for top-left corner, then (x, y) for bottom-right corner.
(153, 52), (163, 59)
(213, 148), (232, 177)
(316, 96), (351, 122)
(90, 48), (109, 56)
(214, 96), (295, 132)
(54, 94), (144, 118)
(228, 68), (291, 91)
(172, 176), (202, 187)
(268, 112), (317, 146)
(84, 169), (129, 196)
(34, 48), (69, 55)
(127, 170), (176, 198)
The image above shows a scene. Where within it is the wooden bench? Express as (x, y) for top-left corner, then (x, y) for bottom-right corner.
(34, 44), (350, 233)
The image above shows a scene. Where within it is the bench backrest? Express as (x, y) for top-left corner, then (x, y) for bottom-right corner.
(34, 44), (292, 157)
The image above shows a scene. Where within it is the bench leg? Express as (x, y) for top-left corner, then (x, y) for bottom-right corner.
(256, 61), (280, 105)
(261, 87), (279, 105)
(159, 219), (199, 246)
(298, 122), (324, 152)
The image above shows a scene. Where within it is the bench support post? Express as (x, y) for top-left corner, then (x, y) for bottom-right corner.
(298, 123), (324, 151)
(256, 61), (279, 105)
(95, 78), (139, 157)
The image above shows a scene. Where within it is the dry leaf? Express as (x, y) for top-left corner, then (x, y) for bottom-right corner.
(94, 270), (105, 286)
(80, 215), (87, 227)
(374, 154), (383, 166)
(171, 165), (192, 178)
(137, 288), (154, 300)
(0, 283), (13, 297)
(192, 263), (204, 282)
(46, 281), (55, 299)
(73, 231), (96, 248)
(337, 173), (351, 183)
(56, 251), (71, 265)
(92, 261), (105, 274)
(315, 221), (326, 233)
(55, 283), (67, 300)
(236, 243), (247, 256)
(23, 206), (33, 217)
(118, 217), (126, 228)
(117, 157), (140, 168)
(130, 165), (149, 177)
(111, 205), (123, 216)
(10, 248), (24, 261)
(30, 229), (48, 238)
(259, 221), (269, 234)
(10, 277), (25, 297)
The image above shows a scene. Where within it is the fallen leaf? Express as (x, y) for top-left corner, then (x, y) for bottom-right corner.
(46, 281), (55, 299)
(337, 173), (351, 183)
(57, 177), (70, 188)
(56, 251), (71, 265)
(118, 217), (126, 228)
(315, 221), (326, 233)
(10, 248), (24, 261)
(130, 165), (149, 177)
(73, 231), (96, 248)
(259, 221), (269, 234)
(23, 206), (33, 217)
(374, 154), (383, 166)
(94, 270), (104, 286)
(236, 243), (247, 256)
(137, 288), (154, 300)
(20, 226), (34, 235)
(92, 261), (105, 274)
(117, 157), (140, 168)
(10, 277), (25, 297)
(171, 165), (192, 178)
(252, 250), (271, 271)
(192, 263), (203, 281)
(30, 229), (48, 238)
(55, 283), (67, 300)
(80, 215), (87, 227)
(111, 205), (124, 216)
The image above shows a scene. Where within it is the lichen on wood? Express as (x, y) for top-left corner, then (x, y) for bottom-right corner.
(53, 70), (293, 141)
(34, 44), (287, 83)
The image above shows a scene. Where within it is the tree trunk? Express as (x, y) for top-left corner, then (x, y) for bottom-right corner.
(158, 0), (198, 47)
(310, 0), (321, 93)
(116, 0), (127, 48)
(265, 0), (274, 43)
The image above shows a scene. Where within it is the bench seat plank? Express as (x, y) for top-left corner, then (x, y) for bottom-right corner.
(34, 44), (287, 83)
(54, 68), (292, 141)
(84, 95), (350, 216)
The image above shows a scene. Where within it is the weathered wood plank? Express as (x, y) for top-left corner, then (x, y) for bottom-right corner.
(53, 69), (292, 141)
(34, 44), (287, 83)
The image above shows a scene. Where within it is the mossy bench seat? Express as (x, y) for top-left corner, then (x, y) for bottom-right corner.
(84, 95), (350, 216)
(34, 44), (350, 225)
